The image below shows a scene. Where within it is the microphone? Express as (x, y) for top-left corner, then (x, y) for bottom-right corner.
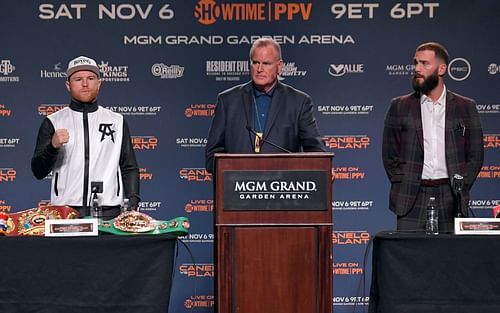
(89, 181), (103, 218)
(245, 125), (292, 153)
(452, 173), (464, 192)
(451, 174), (465, 217)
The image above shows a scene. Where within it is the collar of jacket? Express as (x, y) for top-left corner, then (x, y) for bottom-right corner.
(69, 99), (98, 113)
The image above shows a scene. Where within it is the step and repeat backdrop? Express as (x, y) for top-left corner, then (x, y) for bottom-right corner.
(1, 1), (499, 312)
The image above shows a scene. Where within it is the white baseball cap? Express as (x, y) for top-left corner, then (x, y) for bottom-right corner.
(67, 56), (100, 78)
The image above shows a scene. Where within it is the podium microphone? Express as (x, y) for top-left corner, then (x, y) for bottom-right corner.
(451, 174), (465, 217)
(245, 125), (292, 153)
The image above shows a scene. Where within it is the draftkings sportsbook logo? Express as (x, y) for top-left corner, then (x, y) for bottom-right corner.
(194, 0), (313, 25)
(98, 61), (130, 82)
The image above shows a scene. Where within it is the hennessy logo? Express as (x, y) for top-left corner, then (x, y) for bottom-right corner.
(98, 123), (115, 142)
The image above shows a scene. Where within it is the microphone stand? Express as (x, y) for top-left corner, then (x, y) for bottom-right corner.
(452, 174), (465, 218)
(245, 125), (292, 153)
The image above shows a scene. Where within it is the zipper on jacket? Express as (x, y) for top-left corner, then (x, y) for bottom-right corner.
(116, 171), (120, 196)
(54, 172), (59, 196)
(82, 110), (90, 215)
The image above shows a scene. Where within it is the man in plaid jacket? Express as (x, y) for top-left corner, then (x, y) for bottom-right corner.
(382, 42), (484, 232)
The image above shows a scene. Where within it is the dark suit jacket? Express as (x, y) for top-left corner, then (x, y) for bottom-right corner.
(205, 81), (326, 173)
(382, 91), (484, 216)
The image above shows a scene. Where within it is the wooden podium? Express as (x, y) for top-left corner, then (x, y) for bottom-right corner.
(214, 153), (333, 313)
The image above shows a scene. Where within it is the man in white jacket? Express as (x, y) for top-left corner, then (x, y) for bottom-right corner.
(31, 56), (140, 219)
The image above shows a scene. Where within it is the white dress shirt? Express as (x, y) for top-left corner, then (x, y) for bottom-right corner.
(420, 86), (448, 180)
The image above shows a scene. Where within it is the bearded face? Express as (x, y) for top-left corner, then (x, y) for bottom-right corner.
(412, 68), (439, 94)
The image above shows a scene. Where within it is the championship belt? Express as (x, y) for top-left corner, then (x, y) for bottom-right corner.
(98, 211), (190, 237)
(5, 206), (80, 236)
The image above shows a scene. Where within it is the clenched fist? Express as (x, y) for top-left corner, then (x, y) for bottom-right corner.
(51, 129), (69, 149)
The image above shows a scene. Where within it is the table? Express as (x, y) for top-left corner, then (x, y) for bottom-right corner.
(369, 231), (500, 313)
(0, 235), (176, 313)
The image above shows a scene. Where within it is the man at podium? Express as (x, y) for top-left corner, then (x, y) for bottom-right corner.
(205, 38), (326, 173)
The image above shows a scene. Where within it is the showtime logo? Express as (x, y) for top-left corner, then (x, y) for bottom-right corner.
(484, 135), (500, 148)
(333, 261), (364, 275)
(37, 104), (67, 116)
(322, 135), (370, 149)
(0, 168), (16, 182)
(139, 167), (153, 180)
(131, 136), (158, 150)
(179, 168), (212, 182)
(0, 199), (12, 212)
(332, 231), (370, 245)
(194, 0), (313, 25)
(333, 166), (365, 180)
(184, 295), (215, 309)
(0, 104), (12, 117)
(185, 199), (214, 213)
(478, 165), (500, 179)
(179, 263), (214, 277)
(184, 104), (215, 118)
(488, 63), (500, 75)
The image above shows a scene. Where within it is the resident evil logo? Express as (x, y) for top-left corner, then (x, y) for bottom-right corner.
(99, 123), (115, 142)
